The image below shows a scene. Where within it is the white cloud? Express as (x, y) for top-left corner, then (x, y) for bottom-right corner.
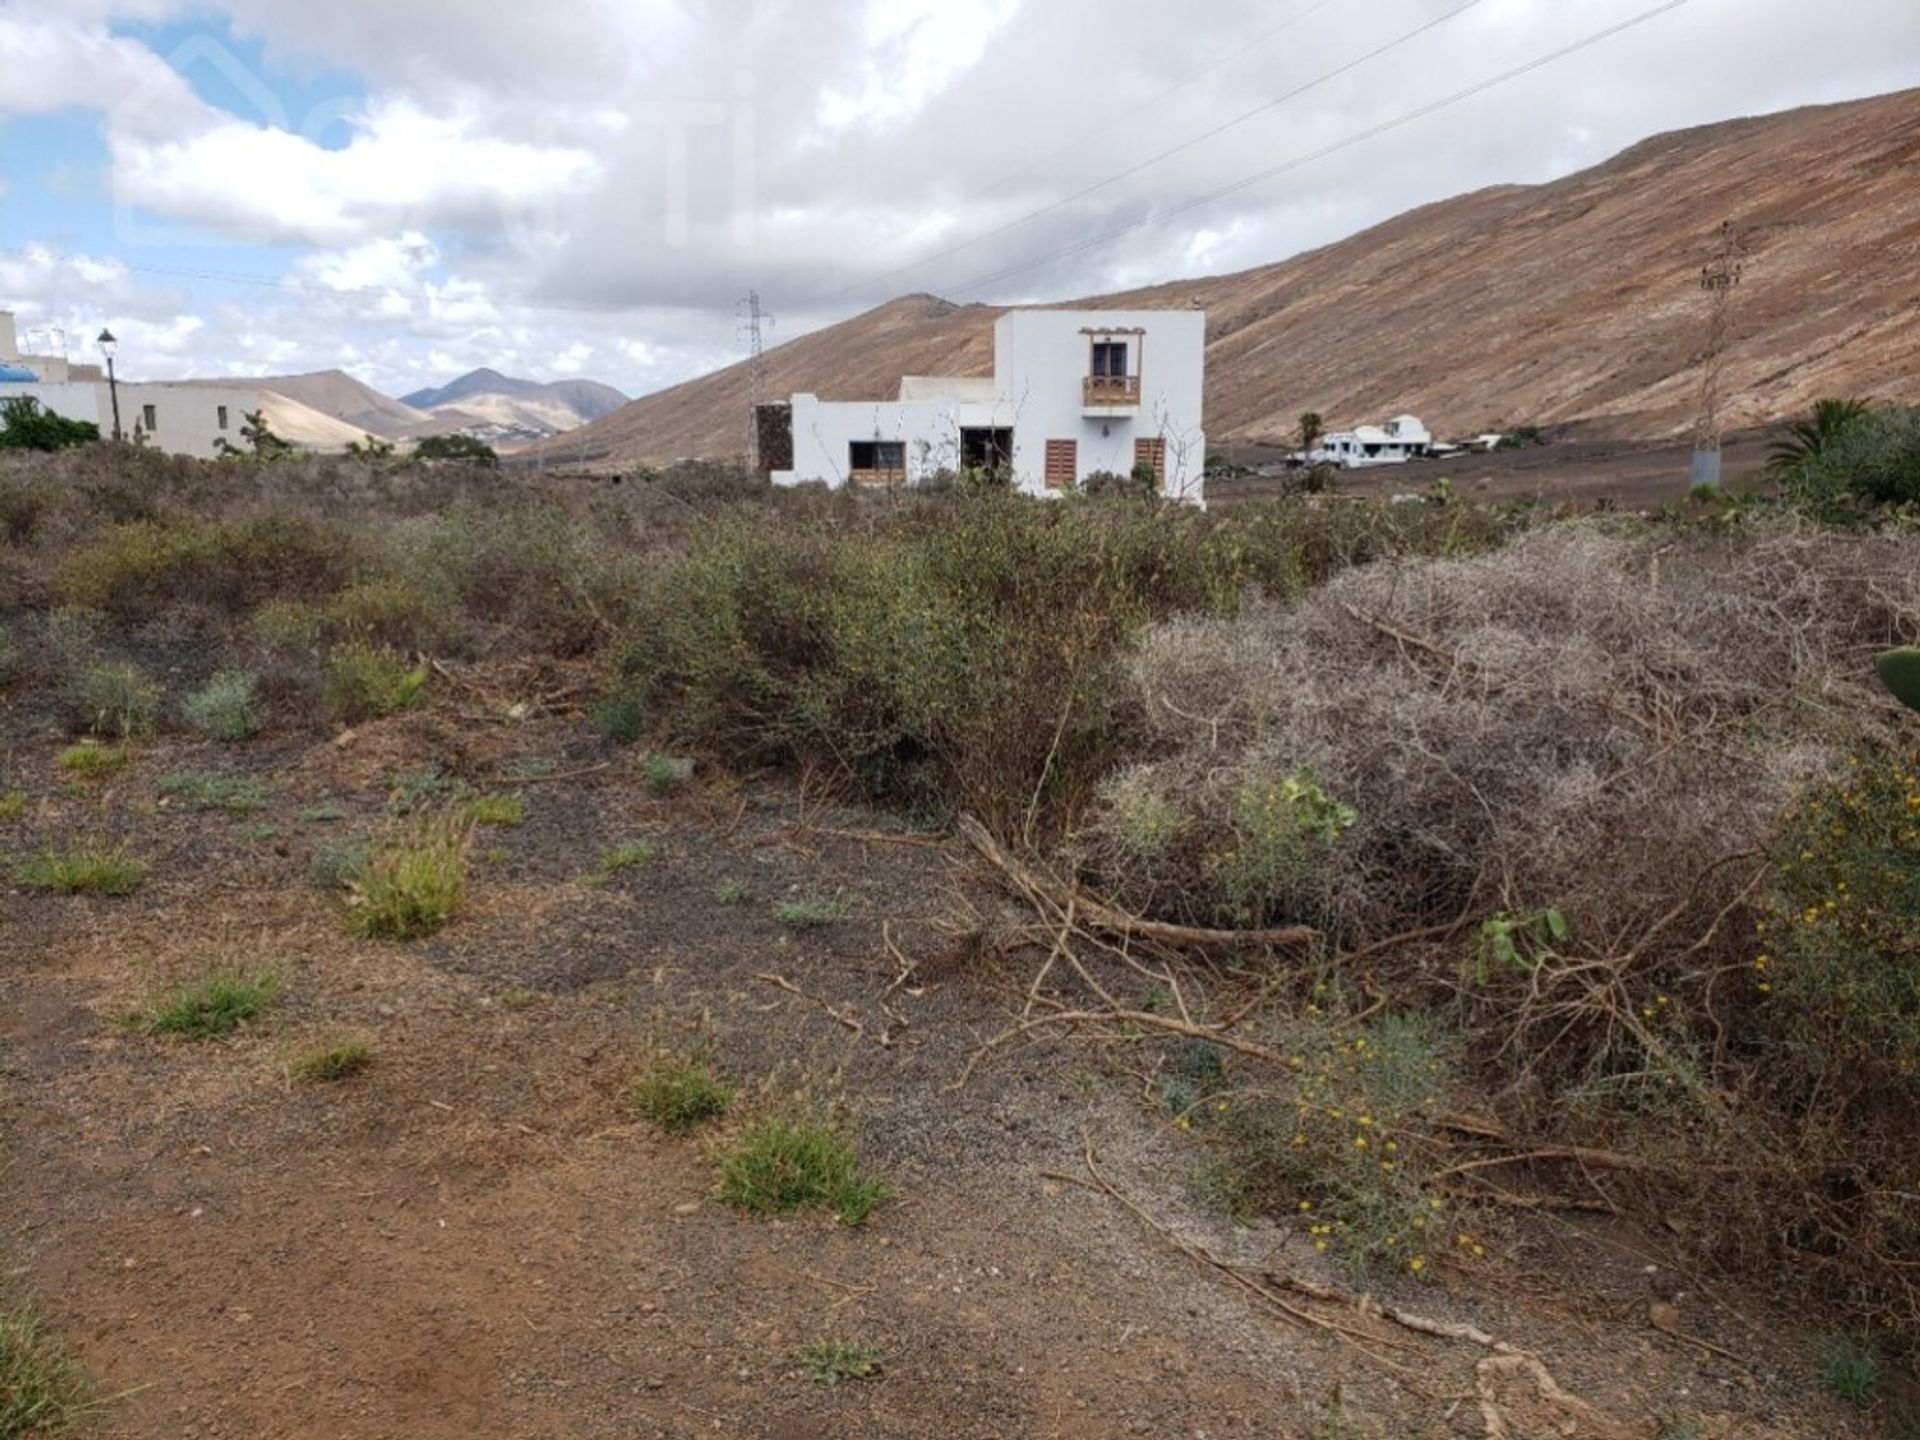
(4, 0), (1920, 400)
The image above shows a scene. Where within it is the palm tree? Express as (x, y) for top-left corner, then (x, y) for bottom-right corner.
(1298, 411), (1325, 460)
(1768, 397), (1873, 477)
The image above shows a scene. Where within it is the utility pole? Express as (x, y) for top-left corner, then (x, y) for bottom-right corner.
(1690, 220), (1745, 490)
(739, 290), (773, 477)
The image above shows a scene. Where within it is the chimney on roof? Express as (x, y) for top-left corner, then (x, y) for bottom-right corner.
(0, 311), (17, 362)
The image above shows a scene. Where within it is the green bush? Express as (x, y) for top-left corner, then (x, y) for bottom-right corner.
(182, 671), (261, 742)
(58, 513), (356, 617)
(1783, 406), (1920, 516)
(55, 743), (131, 780)
(289, 1041), (372, 1084)
(612, 495), (1514, 835)
(0, 395), (99, 452)
(74, 660), (160, 739)
(713, 1115), (890, 1225)
(327, 643), (427, 724)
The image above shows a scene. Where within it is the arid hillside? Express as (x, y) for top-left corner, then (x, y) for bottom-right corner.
(537, 86), (1920, 468)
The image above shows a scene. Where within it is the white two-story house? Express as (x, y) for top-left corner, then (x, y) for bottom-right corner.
(769, 309), (1208, 504)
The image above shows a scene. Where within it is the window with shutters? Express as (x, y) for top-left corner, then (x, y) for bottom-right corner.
(1133, 437), (1166, 482)
(848, 440), (907, 486)
(1044, 439), (1077, 490)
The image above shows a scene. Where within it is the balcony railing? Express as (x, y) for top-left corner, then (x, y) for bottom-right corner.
(1083, 374), (1141, 407)
(850, 467), (907, 488)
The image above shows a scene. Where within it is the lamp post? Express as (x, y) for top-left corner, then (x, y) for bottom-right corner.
(97, 328), (122, 442)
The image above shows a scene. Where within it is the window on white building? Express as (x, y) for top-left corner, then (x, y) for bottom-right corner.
(1090, 340), (1130, 378)
(217, 406), (229, 430)
(142, 404), (157, 431)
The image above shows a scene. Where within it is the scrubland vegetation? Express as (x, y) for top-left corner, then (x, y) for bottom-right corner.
(3, 408), (1919, 1416)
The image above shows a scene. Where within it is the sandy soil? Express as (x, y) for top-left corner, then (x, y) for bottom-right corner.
(0, 705), (1867, 1438)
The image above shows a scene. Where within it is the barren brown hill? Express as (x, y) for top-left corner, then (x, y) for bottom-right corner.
(539, 87), (1920, 469)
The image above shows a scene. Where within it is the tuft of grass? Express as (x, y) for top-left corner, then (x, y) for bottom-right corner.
(299, 803), (346, 824)
(157, 769), (269, 813)
(74, 659), (159, 740)
(641, 753), (686, 797)
(1818, 1334), (1879, 1406)
(56, 743), (131, 780)
(628, 1054), (734, 1134)
(289, 1040), (372, 1085)
(793, 1338), (881, 1387)
(326, 642), (427, 725)
(16, 841), (145, 896)
(497, 987), (545, 1010)
(713, 879), (753, 906)
(713, 1115), (890, 1225)
(589, 693), (645, 745)
(0, 1305), (100, 1437)
(772, 895), (850, 929)
(133, 970), (278, 1039)
(594, 840), (654, 879)
(386, 762), (463, 816)
(346, 817), (469, 940)
(0, 788), (26, 821)
(181, 671), (260, 743)
(466, 792), (527, 828)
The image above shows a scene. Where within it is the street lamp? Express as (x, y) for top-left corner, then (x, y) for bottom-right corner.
(97, 328), (122, 442)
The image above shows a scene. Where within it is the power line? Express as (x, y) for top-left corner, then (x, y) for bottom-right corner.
(942, 0), (1696, 301)
(800, 0), (1490, 310)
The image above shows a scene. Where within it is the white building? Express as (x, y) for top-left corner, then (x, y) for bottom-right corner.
(1313, 415), (1435, 469)
(0, 309), (258, 459)
(771, 309), (1208, 503)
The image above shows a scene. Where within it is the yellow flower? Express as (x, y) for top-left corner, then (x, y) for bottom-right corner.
(1408, 1257), (1426, 1274)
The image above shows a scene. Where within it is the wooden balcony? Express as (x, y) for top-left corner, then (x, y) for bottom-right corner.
(1083, 374), (1141, 409)
(850, 467), (907, 488)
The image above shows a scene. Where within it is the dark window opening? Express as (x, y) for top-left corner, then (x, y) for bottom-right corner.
(1091, 341), (1130, 378)
(960, 427), (1013, 470)
(849, 440), (906, 471)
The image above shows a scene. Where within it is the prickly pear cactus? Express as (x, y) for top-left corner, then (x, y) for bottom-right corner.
(1878, 648), (1920, 714)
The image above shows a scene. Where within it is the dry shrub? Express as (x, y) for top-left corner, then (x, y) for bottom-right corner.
(1086, 522), (1920, 1339)
(1088, 525), (1911, 942)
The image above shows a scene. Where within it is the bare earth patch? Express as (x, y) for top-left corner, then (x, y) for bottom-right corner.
(0, 713), (1861, 1438)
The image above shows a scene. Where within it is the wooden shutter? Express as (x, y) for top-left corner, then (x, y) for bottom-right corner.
(1133, 437), (1166, 478)
(1045, 439), (1077, 490)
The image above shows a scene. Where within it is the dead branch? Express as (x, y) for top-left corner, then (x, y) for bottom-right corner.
(959, 815), (1316, 954)
(753, 973), (864, 1035)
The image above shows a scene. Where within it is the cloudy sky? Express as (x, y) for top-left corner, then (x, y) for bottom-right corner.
(2, 0), (1917, 400)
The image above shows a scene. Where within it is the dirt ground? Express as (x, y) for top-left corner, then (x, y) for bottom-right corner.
(0, 702), (1870, 1438)
(1210, 431), (1776, 510)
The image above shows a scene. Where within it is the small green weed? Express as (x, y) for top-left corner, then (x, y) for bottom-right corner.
(326, 642), (426, 724)
(299, 803), (347, 824)
(595, 840), (654, 879)
(236, 822), (282, 843)
(590, 693), (645, 745)
(793, 1338), (881, 1386)
(157, 769), (269, 813)
(346, 817), (469, 940)
(497, 987), (545, 1010)
(772, 895), (850, 928)
(713, 879), (753, 906)
(387, 762), (463, 816)
(182, 671), (260, 743)
(0, 1305), (101, 1437)
(289, 1041), (372, 1084)
(713, 1115), (890, 1225)
(0, 788), (26, 821)
(134, 971), (279, 1039)
(56, 743), (130, 780)
(309, 835), (369, 890)
(641, 753), (685, 797)
(628, 1054), (735, 1133)
(1818, 1334), (1879, 1405)
(466, 792), (526, 827)
(16, 841), (145, 895)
